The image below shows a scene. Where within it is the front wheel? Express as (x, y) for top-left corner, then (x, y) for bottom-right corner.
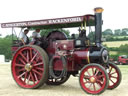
(107, 62), (122, 89)
(79, 64), (109, 95)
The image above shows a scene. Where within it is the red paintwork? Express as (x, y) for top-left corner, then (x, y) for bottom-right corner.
(56, 40), (74, 50)
(46, 31), (67, 57)
(52, 52), (75, 71)
(74, 49), (89, 69)
(48, 39), (89, 71)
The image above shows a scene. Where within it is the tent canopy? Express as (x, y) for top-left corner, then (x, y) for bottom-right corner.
(1, 15), (95, 29)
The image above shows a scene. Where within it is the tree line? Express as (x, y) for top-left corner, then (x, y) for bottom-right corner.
(88, 28), (128, 42)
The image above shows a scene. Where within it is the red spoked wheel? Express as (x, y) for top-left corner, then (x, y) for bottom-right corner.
(11, 45), (49, 88)
(107, 62), (122, 89)
(79, 64), (109, 95)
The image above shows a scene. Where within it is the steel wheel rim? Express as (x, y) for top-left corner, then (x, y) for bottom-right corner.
(108, 63), (120, 88)
(12, 46), (45, 88)
(80, 65), (107, 94)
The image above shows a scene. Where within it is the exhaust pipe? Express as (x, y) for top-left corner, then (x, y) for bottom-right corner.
(94, 7), (104, 47)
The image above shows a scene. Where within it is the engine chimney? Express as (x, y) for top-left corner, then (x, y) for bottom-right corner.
(94, 7), (104, 47)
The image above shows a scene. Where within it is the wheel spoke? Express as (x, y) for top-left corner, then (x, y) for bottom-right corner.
(19, 58), (26, 65)
(35, 67), (44, 71)
(24, 72), (28, 83)
(111, 76), (117, 79)
(32, 69), (42, 76)
(84, 75), (90, 79)
(27, 51), (29, 63)
(30, 72), (35, 84)
(110, 78), (115, 84)
(27, 74), (31, 84)
(88, 83), (93, 89)
(87, 70), (91, 76)
(33, 62), (44, 66)
(93, 83), (96, 91)
(30, 52), (38, 63)
(18, 72), (26, 79)
(110, 72), (117, 75)
(97, 82), (102, 88)
(109, 67), (112, 74)
(18, 68), (25, 72)
(35, 55), (41, 62)
(97, 75), (104, 79)
(20, 52), (27, 62)
(84, 81), (91, 84)
(92, 68), (95, 75)
(34, 72), (38, 82)
(95, 70), (99, 76)
(96, 80), (103, 87)
(29, 48), (32, 60)
(15, 63), (25, 67)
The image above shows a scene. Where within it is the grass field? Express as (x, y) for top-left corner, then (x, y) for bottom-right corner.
(113, 36), (128, 39)
(109, 51), (118, 55)
(103, 41), (128, 47)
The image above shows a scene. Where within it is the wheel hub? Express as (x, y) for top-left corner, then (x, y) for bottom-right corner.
(89, 76), (96, 83)
(25, 63), (33, 72)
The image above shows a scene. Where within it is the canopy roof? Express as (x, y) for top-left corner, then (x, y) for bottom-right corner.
(1, 15), (95, 29)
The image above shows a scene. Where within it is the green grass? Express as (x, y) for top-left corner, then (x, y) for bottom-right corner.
(113, 36), (128, 39)
(103, 41), (128, 47)
(109, 51), (118, 55)
(109, 51), (128, 56)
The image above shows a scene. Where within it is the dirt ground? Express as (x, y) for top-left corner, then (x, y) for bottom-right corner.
(0, 64), (128, 96)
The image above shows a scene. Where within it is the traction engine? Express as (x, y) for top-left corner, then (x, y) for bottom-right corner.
(1, 7), (122, 95)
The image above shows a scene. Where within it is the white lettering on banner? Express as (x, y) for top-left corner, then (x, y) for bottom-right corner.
(48, 17), (82, 24)
(2, 23), (27, 28)
(1, 17), (82, 28)
(28, 21), (48, 26)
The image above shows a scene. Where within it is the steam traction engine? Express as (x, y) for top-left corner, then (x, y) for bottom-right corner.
(1, 8), (122, 94)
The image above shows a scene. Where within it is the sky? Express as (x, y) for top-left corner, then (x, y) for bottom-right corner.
(0, 0), (128, 37)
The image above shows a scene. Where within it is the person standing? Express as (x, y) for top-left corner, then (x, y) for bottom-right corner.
(19, 29), (29, 45)
(32, 29), (41, 42)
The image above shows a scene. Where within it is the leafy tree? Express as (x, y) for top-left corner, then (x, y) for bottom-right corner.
(121, 28), (128, 35)
(88, 31), (95, 42)
(103, 29), (113, 35)
(114, 29), (121, 36)
(0, 35), (12, 60)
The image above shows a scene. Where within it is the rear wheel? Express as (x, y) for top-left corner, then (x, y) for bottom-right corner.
(79, 64), (109, 95)
(11, 45), (49, 88)
(107, 62), (122, 89)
